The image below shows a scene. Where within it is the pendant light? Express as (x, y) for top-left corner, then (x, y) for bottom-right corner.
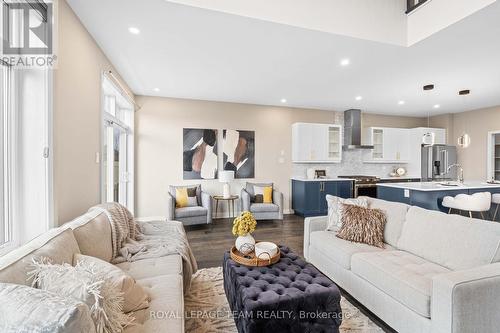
(457, 89), (471, 148)
(422, 84), (435, 146)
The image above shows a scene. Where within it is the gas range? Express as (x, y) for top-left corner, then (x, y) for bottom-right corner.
(338, 175), (380, 185)
(338, 175), (380, 197)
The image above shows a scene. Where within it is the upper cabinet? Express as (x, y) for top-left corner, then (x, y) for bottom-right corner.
(363, 127), (410, 163)
(292, 123), (342, 163)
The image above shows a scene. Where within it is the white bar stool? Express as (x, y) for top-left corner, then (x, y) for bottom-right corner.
(492, 193), (500, 220)
(442, 192), (492, 219)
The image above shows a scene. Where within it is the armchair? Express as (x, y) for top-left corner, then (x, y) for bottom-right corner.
(240, 182), (283, 221)
(167, 185), (213, 226)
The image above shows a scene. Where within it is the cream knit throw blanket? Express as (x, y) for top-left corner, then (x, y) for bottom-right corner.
(89, 203), (198, 292)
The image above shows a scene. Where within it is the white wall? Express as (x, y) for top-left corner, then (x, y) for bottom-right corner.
(407, 0), (497, 45)
(167, 0), (408, 46)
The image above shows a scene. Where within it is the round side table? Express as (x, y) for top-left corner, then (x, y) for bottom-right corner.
(213, 195), (239, 218)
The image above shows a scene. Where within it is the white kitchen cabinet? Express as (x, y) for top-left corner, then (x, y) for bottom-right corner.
(292, 123), (342, 163)
(363, 127), (410, 163)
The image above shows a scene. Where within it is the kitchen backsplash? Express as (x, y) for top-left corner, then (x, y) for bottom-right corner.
(292, 149), (416, 179)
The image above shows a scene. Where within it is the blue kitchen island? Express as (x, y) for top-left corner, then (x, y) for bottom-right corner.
(378, 181), (500, 214)
(292, 178), (354, 217)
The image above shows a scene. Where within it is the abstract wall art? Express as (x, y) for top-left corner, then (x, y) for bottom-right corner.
(183, 128), (218, 179)
(222, 129), (255, 179)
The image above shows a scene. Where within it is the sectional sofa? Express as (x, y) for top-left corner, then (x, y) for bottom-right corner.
(0, 209), (184, 332)
(304, 196), (500, 333)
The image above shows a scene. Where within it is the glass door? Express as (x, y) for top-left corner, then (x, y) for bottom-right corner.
(101, 74), (134, 212)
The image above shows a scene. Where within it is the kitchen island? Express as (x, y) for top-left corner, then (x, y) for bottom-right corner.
(377, 181), (500, 214)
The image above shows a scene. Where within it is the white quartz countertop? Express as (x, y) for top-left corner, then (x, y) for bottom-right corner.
(291, 177), (354, 182)
(377, 181), (500, 191)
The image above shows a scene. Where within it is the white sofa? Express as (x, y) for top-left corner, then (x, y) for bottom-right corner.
(304, 197), (500, 333)
(0, 210), (185, 333)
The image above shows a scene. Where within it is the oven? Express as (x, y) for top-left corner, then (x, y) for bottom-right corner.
(338, 175), (380, 198)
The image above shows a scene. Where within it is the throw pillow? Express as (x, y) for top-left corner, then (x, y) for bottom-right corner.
(336, 204), (387, 248)
(0, 283), (96, 333)
(30, 258), (133, 333)
(175, 187), (199, 208)
(326, 195), (368, 230)
(74, 254), (150, 313)
(253, 185), (273, 204)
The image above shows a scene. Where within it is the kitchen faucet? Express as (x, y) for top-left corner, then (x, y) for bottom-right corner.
(447, 164), (464, 183)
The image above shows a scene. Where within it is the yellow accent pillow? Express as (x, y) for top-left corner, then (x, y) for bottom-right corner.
(175, 188), (188, 208)
(263, 186), (273, 204)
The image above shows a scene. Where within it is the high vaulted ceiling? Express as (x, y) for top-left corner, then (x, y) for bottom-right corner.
(67, 0), (500, 116)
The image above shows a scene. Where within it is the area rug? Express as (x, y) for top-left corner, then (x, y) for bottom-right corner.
(185, 267), (384, 332)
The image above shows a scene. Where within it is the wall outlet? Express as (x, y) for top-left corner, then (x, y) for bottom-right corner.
(95, 152), (100, 164)
(404, 189), (410, 198)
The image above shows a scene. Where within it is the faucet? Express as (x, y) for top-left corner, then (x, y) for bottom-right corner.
(447, 164), (464, 183)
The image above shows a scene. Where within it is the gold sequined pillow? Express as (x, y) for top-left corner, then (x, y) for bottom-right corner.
(336, 204), (387, 248)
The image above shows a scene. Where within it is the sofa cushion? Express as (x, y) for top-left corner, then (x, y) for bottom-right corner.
(169, 184), (201, 205)
(0, 283), (96, 333)
(115, 255), (183, 280)
(351, 250), (450, 318)
(175, 206), (207, 218)
(74, 254), (150, 313)
(124, 274), (184, 333)
(398, 206), (500, 270)
(309, 231), (393, 269)
(0, 228), (80, 285)
(363, 197), (410, 247)
(250, 203), (279, 213)
(64, 210), (113, 262)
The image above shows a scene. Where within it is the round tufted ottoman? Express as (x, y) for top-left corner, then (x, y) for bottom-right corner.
(223, 246), (342, 333)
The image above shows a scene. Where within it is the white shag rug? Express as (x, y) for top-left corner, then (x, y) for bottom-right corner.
(185, 267), (384, 333)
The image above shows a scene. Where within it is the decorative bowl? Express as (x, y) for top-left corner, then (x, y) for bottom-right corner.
(254, 242), (278, 259)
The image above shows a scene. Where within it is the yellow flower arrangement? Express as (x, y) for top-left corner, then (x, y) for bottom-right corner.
(232, 211), (257, 237)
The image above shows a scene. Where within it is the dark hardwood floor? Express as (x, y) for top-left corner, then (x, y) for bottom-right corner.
(185, 214), (396, 332)
(185, 214), (304, 269)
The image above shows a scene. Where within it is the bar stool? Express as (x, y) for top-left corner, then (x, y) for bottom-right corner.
(492, 193), (500, 221)
(442, 192), (492, 219)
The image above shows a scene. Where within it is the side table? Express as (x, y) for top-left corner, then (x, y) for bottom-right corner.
(213, 195), (239, 218)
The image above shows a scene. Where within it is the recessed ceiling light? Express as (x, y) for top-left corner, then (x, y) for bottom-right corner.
(153, 88), (160, 92)
(433, 104), (440, 109)
(340, 58), (350, 66)
(355, 96), (363, 101)
(128, 27), (140, 35)
(280, 98), (287, 103)
(398, 100), (405, 105)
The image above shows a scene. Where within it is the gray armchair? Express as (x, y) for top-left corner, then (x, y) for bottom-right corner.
(241, 182), (283, 220)
(167, 185), (213, 226)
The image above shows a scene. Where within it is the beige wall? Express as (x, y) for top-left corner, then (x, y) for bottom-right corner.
(450, 106), (500, 180)
(362, 113), (426, 129)
(53, 0), (132, 225)
(135, 96), (427, 218)
(430, 113), (454, 144)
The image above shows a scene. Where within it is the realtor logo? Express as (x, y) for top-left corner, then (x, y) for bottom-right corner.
(2, 1), (53, 55)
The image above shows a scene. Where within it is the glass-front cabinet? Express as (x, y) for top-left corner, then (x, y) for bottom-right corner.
(292, 123), (343, 163)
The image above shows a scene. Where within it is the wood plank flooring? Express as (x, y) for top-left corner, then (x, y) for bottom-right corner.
(185, 214), (395, 332)
(185, 214), (304, 269)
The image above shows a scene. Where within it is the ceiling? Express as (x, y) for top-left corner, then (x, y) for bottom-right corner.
(67, 0), (500, 116)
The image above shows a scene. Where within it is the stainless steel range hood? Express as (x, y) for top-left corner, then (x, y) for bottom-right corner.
(343, 109), (374, 150)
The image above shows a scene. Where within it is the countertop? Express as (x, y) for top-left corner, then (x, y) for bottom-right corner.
(377, 181), (500, 192)
(291, 177), (354, 182)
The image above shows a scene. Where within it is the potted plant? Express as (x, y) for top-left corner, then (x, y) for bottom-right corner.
(232, 211), (257, 255)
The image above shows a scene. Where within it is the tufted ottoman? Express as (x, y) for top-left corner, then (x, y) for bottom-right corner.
(223, 246), (342, 333)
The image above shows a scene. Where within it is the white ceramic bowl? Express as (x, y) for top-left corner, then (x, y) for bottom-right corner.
(254, 242), (278, 259)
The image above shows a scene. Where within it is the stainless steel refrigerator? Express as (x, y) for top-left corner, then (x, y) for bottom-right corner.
(421, 145), (457, 181)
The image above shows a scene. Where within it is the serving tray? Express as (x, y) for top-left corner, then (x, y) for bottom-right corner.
(230, 242), (281, 267)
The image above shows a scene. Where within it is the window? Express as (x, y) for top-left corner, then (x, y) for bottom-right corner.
(101, 74), (134, 213)
(0, 61), (13, 249)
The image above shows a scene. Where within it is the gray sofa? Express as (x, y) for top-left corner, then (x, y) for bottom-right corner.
(167, 185), (212, 226)
(241, 182), (283, 220)
(304, 196), (500, 333)
(0, 210), (185, 332)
